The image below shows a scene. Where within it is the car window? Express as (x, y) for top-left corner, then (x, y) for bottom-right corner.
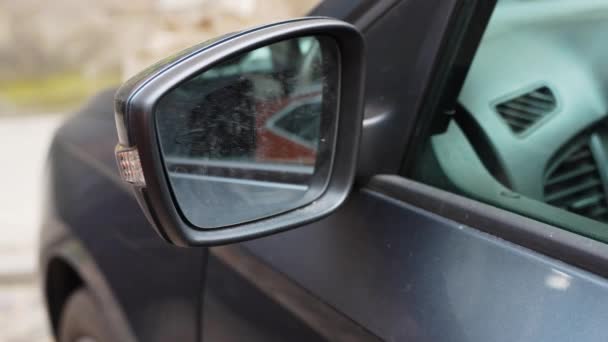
(267, 99), (322, 147)
(410, 0), (608, 243)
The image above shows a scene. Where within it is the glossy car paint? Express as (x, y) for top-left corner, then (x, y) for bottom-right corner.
(39, 0), (608, 341)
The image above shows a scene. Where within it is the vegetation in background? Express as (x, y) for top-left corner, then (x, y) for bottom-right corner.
(0, 0), (319, 115)
(0, 71), (121, 113)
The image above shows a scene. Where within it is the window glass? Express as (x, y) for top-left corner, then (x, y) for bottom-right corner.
(153, 35), (338, 228)
(411, 0), (608, 242)
(267, 101), (322, 147)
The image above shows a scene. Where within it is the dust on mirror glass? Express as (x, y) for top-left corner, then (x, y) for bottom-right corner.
(155, 35), (338, 228)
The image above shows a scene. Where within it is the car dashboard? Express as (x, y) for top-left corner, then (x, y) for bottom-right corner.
(425, 0), (608, 239)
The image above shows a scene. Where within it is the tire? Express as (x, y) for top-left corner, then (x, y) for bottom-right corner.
(58, 288), (116, 342)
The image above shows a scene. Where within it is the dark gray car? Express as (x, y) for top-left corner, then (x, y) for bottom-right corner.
(40, 0), (608, 341)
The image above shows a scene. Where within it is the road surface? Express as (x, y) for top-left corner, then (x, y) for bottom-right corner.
(0, 114), (64, 342)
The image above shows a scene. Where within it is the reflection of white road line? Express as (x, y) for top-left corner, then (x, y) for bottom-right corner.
(0, 114), (64, 279)
(165, 156), (315, 174)
(169, 171), (308, 191)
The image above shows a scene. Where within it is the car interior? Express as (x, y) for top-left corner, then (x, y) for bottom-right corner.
(414, 0), (608, 242)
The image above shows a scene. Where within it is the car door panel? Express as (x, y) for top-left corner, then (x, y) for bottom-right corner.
(197, 1), (608, 341)
(203, 246), (380, 341)
(198, 0), (497, 340)
(239, 177), (608, 341)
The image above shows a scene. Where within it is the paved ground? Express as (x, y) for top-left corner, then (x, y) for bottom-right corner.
(0, 114), (65, 341)
(0, 282), (53, 342)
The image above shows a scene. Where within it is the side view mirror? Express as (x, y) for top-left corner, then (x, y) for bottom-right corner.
(114, 17), (365, 246)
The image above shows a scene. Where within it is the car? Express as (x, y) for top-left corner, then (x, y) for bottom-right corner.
(40, 0), (608, 341)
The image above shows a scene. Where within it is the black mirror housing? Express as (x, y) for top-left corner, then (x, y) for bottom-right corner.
(114, 17), (365, 246)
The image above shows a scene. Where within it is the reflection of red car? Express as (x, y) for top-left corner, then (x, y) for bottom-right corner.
(254, 89), (322, 165)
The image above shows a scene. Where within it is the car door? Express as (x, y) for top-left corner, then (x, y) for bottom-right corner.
(201, 0), (608, 341)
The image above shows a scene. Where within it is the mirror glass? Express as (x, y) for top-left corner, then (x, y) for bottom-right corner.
(155, 35), (339, 228)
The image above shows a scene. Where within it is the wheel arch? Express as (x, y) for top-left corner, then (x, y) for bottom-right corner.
(44, 256), (84, 337)
(40, 234), (137, 342)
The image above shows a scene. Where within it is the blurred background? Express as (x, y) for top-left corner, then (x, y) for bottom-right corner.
(0, 0), (319, 340)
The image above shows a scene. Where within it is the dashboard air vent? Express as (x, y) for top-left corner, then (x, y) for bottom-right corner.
(544, 138), (608, 222)
(495, 86), (556, 134)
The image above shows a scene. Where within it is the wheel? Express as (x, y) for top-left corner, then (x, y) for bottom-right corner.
(58, 288), (116, 342)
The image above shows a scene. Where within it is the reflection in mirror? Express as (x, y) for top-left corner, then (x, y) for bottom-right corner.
(155, 35), (338, 228)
